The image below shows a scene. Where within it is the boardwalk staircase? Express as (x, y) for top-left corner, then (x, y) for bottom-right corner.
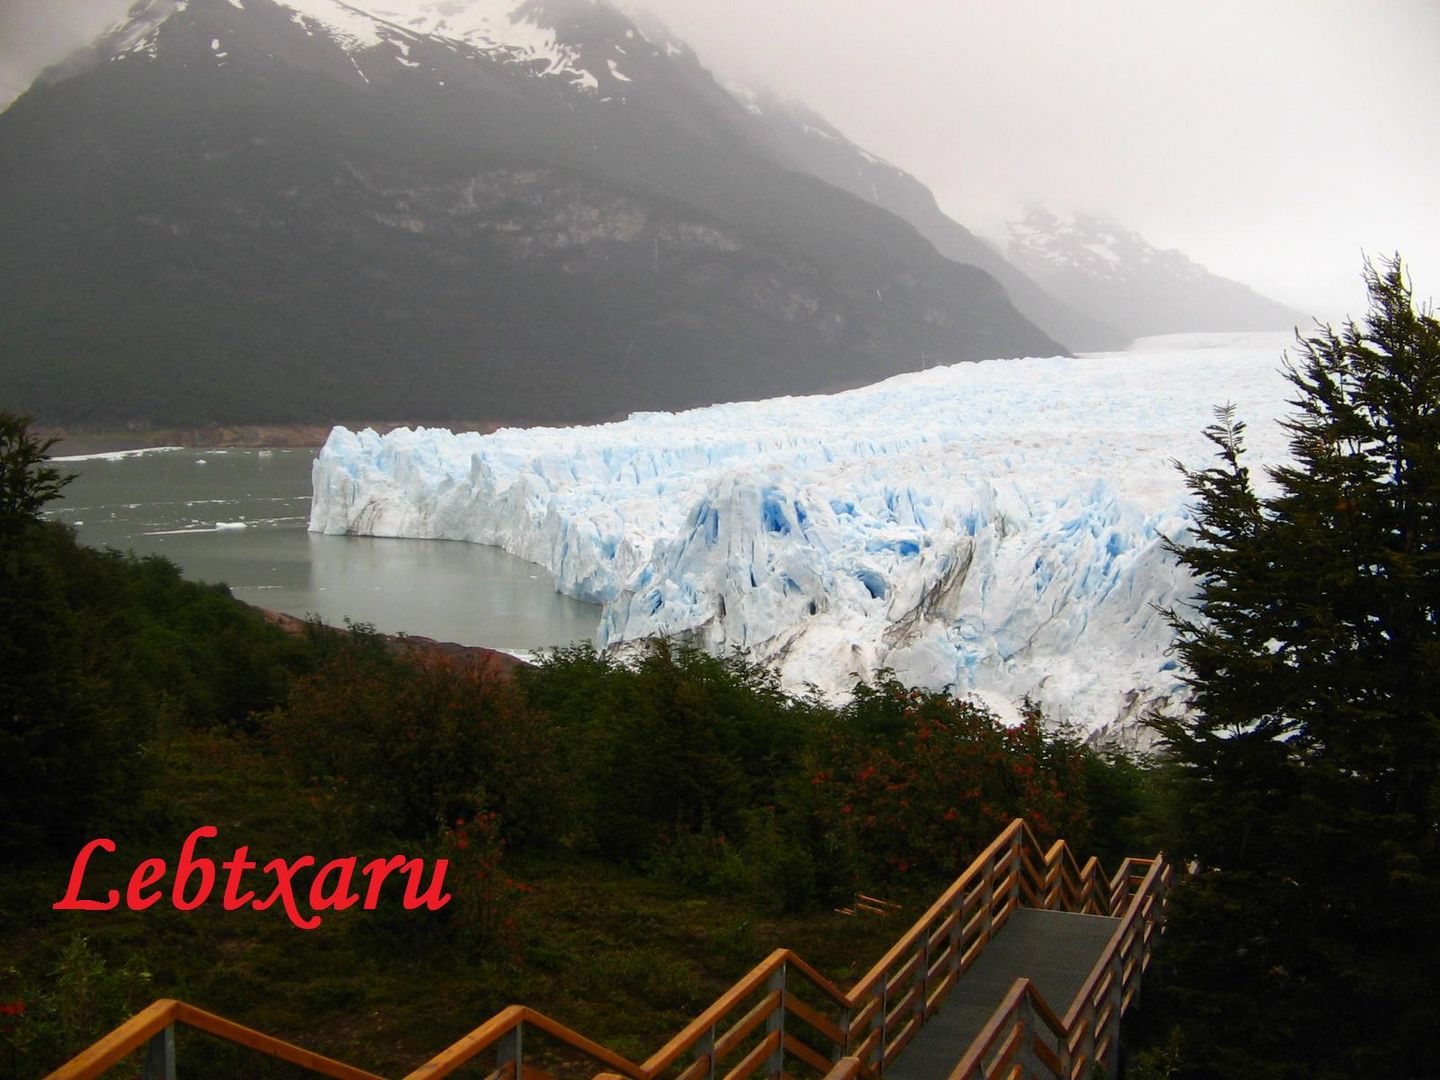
(47, 819), (1169, 1080)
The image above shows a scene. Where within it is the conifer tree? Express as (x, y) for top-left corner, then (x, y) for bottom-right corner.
(1149, 256), (1440, 1076)
(0, 413), (72, 536)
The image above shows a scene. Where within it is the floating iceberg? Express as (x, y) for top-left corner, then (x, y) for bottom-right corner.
(310, 332), (1298, 735)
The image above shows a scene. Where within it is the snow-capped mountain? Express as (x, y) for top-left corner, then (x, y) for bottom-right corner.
(93, 0), (711, 103)
(0, 0), (1061, 429)
(1003, 209), (1301, 340)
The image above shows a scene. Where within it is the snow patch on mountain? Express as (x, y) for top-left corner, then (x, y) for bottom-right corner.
(1006, 209), (1204, 283)
(728, 85), (763, 114)
(102, 0), (186, 60)
(98, 0), (608, 94)
(310, 332), (1299, 734)
(280, 0), (387, 50)
(351, 0), (598, 87)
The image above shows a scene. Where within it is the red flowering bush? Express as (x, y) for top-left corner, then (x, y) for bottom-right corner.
(438, 811), (531, 964)
(808, 679), (1091, 888)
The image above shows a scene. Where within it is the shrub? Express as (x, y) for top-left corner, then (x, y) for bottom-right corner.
(272, 630), (574, 848)
(810, 679), (1092, 888)
(0, 937), (153, 1078)
(519, 641), (815, 864)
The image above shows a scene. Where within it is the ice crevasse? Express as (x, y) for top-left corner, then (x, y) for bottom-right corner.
(309, 332), (1297, 736)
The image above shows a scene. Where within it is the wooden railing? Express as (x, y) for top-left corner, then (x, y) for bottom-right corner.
(947, 853), (1172, 1080)
(41, 998), (386, 1080)
(46, 819), (1166, 1080)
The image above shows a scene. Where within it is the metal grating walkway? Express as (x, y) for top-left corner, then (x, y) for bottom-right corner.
(885, 908), (1120, 1080)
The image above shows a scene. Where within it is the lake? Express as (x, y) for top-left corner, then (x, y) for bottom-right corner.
(47, 447), (600, 653)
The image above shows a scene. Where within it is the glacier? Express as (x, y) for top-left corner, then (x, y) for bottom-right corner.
(310, 331), (1298, 736)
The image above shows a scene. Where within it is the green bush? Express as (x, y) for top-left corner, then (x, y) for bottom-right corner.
(519, 641), (817, 864)
(1, 936), (153, 1078)
(272, 628), (574, 848)
(1, 520), (317, 858)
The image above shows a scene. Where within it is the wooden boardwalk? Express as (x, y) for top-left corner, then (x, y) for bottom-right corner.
(885, 908), (1121, 1080)
(45, 820), (1169, 1080)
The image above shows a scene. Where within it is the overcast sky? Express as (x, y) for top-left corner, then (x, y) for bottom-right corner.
(3, 0), (1437, 322)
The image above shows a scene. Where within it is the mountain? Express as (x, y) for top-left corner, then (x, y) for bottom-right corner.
(0, 0), (1062, 430)
(1002, 208), (1302, 341)
(728, 90), (1127, 351)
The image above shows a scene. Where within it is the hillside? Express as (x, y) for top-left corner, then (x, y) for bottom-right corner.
(732, 90), (1126, 351)
(0, 0), (1061, 429)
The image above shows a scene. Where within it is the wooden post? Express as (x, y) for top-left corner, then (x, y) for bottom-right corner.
(1017, 992), (1040, 1077)
(1103, 951), (1123, 1077)
(142, 1026), (175, 1080)
(914, 934), (930, 1028)
(948, 894), (964, 979)
(1123, 925), (1141, 1015)
(698, 1023), (717, 1080)
(766, 962), (786, 1079)
(870, 974), (888, 1073)
(980, 860), (995, 945)
(497, 1022), (522, 1080)
(1077, 996), (1097, 1078)
(1008, 829), (1024, 914)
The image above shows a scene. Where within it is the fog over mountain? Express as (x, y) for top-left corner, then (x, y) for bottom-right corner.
(0, 1), (122, 95)
(630, 0), (1440, 324)
(2, 1), (1435, 322)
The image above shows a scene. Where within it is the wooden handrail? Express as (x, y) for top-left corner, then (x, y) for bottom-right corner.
(403, 818), (1161, 1080)
(944, 847), (1171, 1080)
(1063, 856), (1164, 1033)
(850, 820), (1023, 1000)
(820, 1057), (865, 1080)
(948, 976), (1071, 1080)
(42, 999), (181, 1080)
(175, 1002), (390, 1079)
(642, 950), (790, 1075)
(1061, 855), (1171, 1076)
(46, 819), (1166, 1080)
(44, 998), (387, 1080)
(405, 1005), (648, 1080)
(402, 819), (1054, 1080)
(782, 949), (854, 1008)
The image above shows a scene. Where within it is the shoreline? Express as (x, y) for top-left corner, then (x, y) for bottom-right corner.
(35, 420), (517, 456)
(252, 606), (534, 679)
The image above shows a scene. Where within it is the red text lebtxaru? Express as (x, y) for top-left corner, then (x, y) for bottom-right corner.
(53, 826), (451, 929)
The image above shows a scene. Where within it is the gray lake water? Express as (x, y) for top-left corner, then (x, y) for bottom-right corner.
(46, 447), (599, 652)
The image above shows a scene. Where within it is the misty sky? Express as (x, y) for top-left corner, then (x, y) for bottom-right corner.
(2, 0), (1437, 322)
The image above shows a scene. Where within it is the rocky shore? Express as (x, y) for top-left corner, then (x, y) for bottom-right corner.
(253, 606), (531, 680)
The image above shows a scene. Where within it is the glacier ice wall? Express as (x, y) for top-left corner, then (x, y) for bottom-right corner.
(310, 332), (1297, 733)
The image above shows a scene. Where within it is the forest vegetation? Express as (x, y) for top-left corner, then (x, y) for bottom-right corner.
(0, 415), (1153, 1076)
